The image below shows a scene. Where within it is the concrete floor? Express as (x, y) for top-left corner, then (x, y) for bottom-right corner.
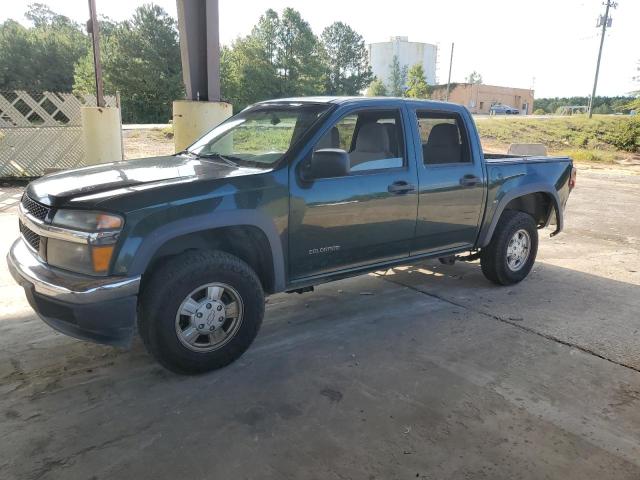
(0, 166), (639, 479)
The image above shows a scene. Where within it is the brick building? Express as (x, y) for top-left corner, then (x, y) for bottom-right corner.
(431, 83), (534, 114)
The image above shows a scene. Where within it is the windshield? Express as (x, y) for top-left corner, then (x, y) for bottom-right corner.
(186, 103), (332, 166)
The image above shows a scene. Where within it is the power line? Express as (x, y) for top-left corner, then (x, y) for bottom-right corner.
(588, 0), (617, 118)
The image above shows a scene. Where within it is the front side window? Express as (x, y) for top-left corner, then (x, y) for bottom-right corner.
(309, 109), (405, 177)
(416, 111), (470, 165)
(188, 103), (331, 166)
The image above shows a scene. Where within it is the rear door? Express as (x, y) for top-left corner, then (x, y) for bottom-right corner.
(288, 105), (419, 280)
(411, 108), (486, 254)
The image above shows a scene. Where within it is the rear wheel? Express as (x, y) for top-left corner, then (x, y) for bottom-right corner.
(480, 210), (538, 285)
(139, 250), (264, 374)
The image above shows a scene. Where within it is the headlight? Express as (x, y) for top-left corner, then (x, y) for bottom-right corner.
(52, 210), (122, 231)
(46, 210), (123, 276)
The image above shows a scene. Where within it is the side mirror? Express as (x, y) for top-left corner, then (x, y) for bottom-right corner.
(308, 149), (350, 179)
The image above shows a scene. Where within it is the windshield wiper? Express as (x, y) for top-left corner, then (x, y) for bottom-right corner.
(194, 152), (242, 167)
(176, 150), (197, 157)
(180, 150), (262, 168)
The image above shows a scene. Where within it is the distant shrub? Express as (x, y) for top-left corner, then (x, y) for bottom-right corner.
(161, 125), (174, 139)
(561, 149), (621, 163)
(593, 104), (613, 114)
(533, 109), (546, 115)
(603, 118), (640, 152)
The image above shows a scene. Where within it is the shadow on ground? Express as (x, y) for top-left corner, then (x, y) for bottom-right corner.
(377, 258), (640, 371)
(1, 262), (640, 479)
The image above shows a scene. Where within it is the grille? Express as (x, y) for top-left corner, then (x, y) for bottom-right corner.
(19, 220), (41, 252)
(21, 194), (50, 221)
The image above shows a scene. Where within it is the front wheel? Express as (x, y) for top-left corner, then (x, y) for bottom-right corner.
(480, 210), (538, 285)
(139, 250), (265, 374)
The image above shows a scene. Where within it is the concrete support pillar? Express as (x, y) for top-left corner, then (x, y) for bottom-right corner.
(172, 100), (232, 152)
(81, 106), (123, 165)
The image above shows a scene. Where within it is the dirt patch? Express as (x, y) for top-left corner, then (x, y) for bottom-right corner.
(123, 128), (174, 160)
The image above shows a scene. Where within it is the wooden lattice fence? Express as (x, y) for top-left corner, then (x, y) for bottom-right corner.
(0, 90), (117, 177)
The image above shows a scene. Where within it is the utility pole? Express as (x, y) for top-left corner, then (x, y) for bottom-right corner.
(445, 42), (454, 101)
(87, 0), (105, 107)
(588, 0), (617, 118)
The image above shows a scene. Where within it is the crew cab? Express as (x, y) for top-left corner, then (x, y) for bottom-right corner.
(7, 97), (576, 374)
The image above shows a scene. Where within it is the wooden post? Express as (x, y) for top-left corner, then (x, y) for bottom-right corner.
(87, 0), (105, 108)
(445, 42), (454, 102)
(116, 91), (124, 160)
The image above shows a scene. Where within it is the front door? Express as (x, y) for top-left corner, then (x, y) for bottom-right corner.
(288, 106), (419, 280)
(411, 108), (486, 254)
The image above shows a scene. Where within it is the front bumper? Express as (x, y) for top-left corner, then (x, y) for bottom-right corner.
(7, 238), (141, 347)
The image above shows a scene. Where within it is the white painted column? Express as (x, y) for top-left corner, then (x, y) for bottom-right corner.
(172, 100), (232, 152)
(81, 106), (123, 165)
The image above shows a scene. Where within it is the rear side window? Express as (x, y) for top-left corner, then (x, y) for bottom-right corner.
(416, 111), (470, 165)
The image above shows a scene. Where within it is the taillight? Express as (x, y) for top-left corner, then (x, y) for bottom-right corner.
(569, 167), (577, 190)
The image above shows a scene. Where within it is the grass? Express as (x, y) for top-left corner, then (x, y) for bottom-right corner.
(232, 125), (294, 153)
(124, 115), (639, 166)
(476, 115), (639, 164)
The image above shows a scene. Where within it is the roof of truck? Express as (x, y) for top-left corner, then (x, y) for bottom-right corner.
(258, 96), (467, 112)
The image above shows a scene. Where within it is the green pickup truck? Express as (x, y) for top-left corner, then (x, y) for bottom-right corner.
(8, 97), (576, 373)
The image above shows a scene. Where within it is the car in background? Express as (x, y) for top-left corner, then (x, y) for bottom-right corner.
(490, 104), (520, 115)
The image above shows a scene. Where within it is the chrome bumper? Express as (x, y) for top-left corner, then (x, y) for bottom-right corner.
(7, 238), (140, 305)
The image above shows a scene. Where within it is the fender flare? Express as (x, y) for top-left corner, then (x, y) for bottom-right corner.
(477, 183), (562, 248)
(124, 210), (286, 292)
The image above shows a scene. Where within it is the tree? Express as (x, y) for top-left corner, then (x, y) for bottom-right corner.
(405, 63), (430, 98)
(220, 36), (280, 111)
(388, 55), (408, 96)
(466, 71), (483, 84)
(221, 7), (328, 108)
(320, 22), (372, 95)
(366, 78), (387, 96)
(533, 95), (636, 114)
(74, 5), (183, 123)
(275, 8), (324, 96)
(592, 104), (613, 114)
(0, 4), (88, 92)
(626, 60), (640, 111)
(251, 9), (279, 67)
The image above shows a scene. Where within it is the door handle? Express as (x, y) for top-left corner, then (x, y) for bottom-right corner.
(387, 181), (415, 194)
(459, 174), (481, 187)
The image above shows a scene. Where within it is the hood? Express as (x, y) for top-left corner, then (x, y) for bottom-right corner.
(26, 155), (266, 207)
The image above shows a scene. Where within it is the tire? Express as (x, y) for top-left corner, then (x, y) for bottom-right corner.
(480, 210), (538, 286)
(138, 250), (264, 374)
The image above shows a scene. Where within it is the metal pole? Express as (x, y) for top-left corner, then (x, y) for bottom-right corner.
(445, 42), (454, 101)
(87, 0), (105, 107)
(588, 1), (614, 118)
(205, 0), (221, 101)
(176, 0), (220, 102)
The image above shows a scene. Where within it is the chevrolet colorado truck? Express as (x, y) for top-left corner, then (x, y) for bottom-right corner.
(7, 97), (576, 374)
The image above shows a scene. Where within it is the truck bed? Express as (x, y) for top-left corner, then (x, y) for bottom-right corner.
(484, 153), (572, 164)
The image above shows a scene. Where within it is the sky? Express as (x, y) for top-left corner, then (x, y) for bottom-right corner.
(2, 0), (639, 98)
